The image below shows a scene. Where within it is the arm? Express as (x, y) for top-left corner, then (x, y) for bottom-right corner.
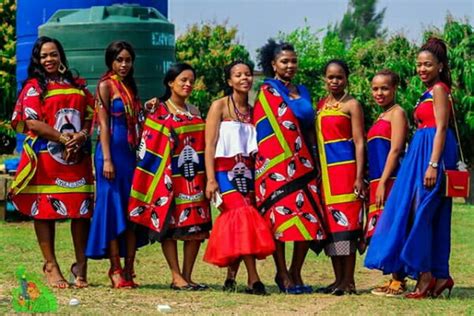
(25, 120), (64, 142)
(375, 108), (408, 207)
(96, 81), (115, 180)
(204, 100), (223, 200)
(350, 100), (366, 197)
(424, 85), (450, 188)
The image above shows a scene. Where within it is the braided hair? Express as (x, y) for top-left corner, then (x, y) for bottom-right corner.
(419, 37), (452, 88)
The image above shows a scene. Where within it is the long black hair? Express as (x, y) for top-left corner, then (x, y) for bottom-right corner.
(223, 60), (254, 95)
(24, 36), (80, 100)
(159, 63), (196, 102)
(323, 59), (350, 78)
(419, 37), (452, 88)
(104, 40), (138, 98)
(257, 39), (295, 78)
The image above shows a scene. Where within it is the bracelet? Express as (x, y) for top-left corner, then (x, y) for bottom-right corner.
(58, 133), (70, 145)
(79, 129), (89, 140)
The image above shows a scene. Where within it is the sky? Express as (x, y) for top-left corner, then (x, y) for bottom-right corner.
(168, 0), (473, 61)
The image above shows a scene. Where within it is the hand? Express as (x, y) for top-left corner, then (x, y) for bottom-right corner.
(144, 97), (158, 113)
(65, 132), (86, 151)
(424, 166), (437, 188)
(353, 178), (366, 199)
(62, 146), (80, 162)
(205, 179), (219, 200)
(375, 181), (386, 208)
(103, 159), (115, 180)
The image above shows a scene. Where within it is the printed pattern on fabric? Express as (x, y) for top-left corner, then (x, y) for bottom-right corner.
(254, 82), (326, 242)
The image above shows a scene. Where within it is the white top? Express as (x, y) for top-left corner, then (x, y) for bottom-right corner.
(215, 121), (258, 158)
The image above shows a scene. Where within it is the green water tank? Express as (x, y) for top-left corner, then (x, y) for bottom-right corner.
(39, 4), (175, 101)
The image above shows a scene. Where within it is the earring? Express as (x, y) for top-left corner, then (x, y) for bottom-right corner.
(58, 62), (67, 74)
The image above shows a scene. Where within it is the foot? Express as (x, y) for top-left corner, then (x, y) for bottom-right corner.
(316, 282), (337, 294)
(385, 279), (407, 297)
(223, 279), (236, 292)
(43, 262), (69, 289)
(70, 262), (88, 288)
(371, 279), (392, 296)
(245, 281), (268, 295)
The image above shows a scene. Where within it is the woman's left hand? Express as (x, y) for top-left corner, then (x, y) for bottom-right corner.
(353, 178), (366, 200)
(65, 132), (86, 152)
(424, 166), (437, 188)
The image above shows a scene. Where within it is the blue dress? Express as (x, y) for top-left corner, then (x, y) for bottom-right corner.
(86, 99), (147, 259)
(365, 83), (458, 279)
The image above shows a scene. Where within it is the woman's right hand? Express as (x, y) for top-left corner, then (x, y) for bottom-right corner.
(205, 179), (219, 200)
(103, 159), (115, 180)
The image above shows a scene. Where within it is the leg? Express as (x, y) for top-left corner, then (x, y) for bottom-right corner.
(329, 256), (343, 289)
(431, 198), (452, 291)
(70, 218), (90, 288)
(273, 241), (294, 288)
(161, 239), (188, 287)
(226, 259), (241, 281)
(242, 255), (260, 287)
(123, 228), (137, 282)
(289, 241), (310, 285)
(34, 219), (68, 289)
(340, 253), (356, 291)
(182, 240), (202, 285)
(108, 239), (124, 288)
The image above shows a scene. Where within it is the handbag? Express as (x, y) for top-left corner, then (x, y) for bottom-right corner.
(444, 102), (470, 198)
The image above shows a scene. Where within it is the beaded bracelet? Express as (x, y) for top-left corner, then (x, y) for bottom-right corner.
(58, 134), (70, 145)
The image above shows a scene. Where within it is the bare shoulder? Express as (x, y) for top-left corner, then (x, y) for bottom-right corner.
(345, 96), (362, 113)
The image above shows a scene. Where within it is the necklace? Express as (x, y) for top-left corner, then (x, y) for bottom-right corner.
(325, 91), (348, 110)
(230, 95), (251, 123)
(167, 98), (192, 117)
(379, 103), (396, 119)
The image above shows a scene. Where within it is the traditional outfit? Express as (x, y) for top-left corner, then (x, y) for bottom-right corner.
(86, 74), (148, 259)
(253, 79), (326, 243)
(10, 78), (94, 219)
(365, 82), (458, 279)
(316, 98), (363, 256)
(363, 118), (400, 242)
(204, 119), (275, 267)
(128, 102), (211, 241)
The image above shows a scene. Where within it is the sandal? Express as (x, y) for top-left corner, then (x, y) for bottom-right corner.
(245, 281), (268, 295)
(371, 279), (392, 296)
(223, 279), (237, 292)
(385, 279), (407, 297)
(43, 262), (69, 289)
(70, 262), (88, 288)
(109, 268), (134, 289)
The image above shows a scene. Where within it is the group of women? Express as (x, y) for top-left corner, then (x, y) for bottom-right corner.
(10, 35), (458, 299)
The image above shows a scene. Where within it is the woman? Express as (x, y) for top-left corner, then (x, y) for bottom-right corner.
(365, 38), (457, 299)
(85, 41), (148, 288)
(316, 59), (365, 295)
(254, 40), (326, 294)
(364, 70), (408, 296)
(10, 36), (94, 288)
(203, 60), (275, 295)
(128, 63), (211, 290)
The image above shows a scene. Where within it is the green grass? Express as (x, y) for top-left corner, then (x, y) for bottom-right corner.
(0, 204), (473, 314)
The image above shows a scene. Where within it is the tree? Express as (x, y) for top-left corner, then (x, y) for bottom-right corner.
(333, 0), (386, 45)
(175, 22), (253, 115)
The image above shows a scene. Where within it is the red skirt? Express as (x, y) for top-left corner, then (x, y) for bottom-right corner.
(204, 205), (275, 267)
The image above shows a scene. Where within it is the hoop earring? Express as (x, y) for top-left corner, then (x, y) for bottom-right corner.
(58, 63), (67, 74)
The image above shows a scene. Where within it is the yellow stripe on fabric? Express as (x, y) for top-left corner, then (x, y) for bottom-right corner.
(44, 88), (85, 98)
(318, 109), (350, 119)
(174, 123), (205, 134)
(327, 160), (355, 167)
(255, 91), (293, 180)
(145, 119), (170, 136)
(10, 136), (38, 194)
(172, 151), (204, 158)
(316, 110), (358, 204)
(145, 141), (171, 203)
(130, 189), (147, 201)
(368, 135), (391, 142)
(324, 138), (352, 144)
(369, 204), (382, 213)
(257, 134), (273, 146)
(275, 216), (312, 240)
(171, 170), (205, 178)
(136, 166), (155, 176)
(20, 184), (94, 194)
(175, 196), (205, 205)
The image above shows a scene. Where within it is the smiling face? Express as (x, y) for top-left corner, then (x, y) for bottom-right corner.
(169, 69), (195, 99)
(371, 75), (396, 108)
(39, 42), (61, 75)
(272, 50), (298, 81)
(416, 50), (442, 87)
(227, 63), (253, 94)
(324, 63), (347, 95)
(112, 49), (133, 79)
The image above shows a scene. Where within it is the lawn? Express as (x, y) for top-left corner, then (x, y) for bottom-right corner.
(0, 204), (473, 314)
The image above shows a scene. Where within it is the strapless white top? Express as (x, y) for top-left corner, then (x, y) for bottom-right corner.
(215, 121), (257, 158)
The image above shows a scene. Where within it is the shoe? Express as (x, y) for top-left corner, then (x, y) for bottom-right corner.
(385, 279), (407, 297)
(70, 262), (88, 288)
(274, 276), (303, 294)
(109, 268), (134, 289)
(332, 287), (357, 296)
(405, 277), (436, 299)
(371, 279), (392, 296)
(170, 283), (196, 291)
(123, 257), (139, 288)
(316, 283), (336, 294)
(223, 279), (237, 292)
(43, 262), (69, 289)
(245, 281), (268, 295)
(296, 285), (313, 294)
(431, 277), (454, 298)
(191, 283), (209, 291)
